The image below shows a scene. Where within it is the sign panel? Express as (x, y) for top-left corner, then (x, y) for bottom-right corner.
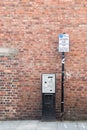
(59, 34), (69, 52)
(0, 48), (18, 56)
(42, 74), (55, 93)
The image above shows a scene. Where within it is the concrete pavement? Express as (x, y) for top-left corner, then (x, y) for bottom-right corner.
(0, 120), (87, 130)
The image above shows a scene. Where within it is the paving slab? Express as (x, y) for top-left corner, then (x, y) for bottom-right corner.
(57, 121), (78, 130)
(0, 120), (39, 130)
(16, 120), (39, 130)
(37, 121), (58, 130)
(77, 121), (87, 130)
(0, 121), (18, 130)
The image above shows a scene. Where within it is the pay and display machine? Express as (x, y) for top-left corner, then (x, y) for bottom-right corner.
(42, 74), (55, 119)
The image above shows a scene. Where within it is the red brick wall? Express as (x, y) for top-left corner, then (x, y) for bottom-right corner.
(0, 0), (87, 120)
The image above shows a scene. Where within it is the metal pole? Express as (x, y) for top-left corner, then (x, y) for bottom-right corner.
(61, 52), (65, 113)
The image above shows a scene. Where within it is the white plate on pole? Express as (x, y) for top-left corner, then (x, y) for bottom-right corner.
(59, 34), (69, 52)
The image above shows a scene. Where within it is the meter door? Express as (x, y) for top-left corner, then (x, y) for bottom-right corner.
(42, 94), (55, 119)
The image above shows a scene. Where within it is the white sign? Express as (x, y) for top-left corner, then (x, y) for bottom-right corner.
(42, 74), (55, 93)
(0, 48), (18, 56)
(59, 34), (69, 52)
